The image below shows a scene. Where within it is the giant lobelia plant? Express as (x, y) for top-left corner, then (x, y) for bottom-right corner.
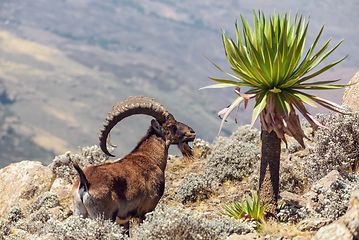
(201, 11), (348, 220)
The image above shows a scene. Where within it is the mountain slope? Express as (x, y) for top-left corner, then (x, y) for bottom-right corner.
(0, 0), (357, 167)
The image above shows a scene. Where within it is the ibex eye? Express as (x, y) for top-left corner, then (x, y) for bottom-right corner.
(85, 96), (195, 231)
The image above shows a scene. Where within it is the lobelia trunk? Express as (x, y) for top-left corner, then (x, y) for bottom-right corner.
(258, 127), (281, 221)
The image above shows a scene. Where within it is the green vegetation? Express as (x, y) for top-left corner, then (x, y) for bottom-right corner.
(219, 191), (270, 223)
(202, 10), (347, 219)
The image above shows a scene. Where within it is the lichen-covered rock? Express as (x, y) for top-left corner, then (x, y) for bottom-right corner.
(280, 191), (306, 208)
(312, 170), (341, 190)
(296, 217), (333, 232)
(312, 190), (359, 240)
(227, 232), (263, 240)
(0, 160), (53, 217)
(303, 113), (359, 183)
(342, 70), (359, 112)
(312, 221), (353, 240)
(306, 171), (359, 219)
(342, 189), (359, 238)
(50, 177), (72, 200)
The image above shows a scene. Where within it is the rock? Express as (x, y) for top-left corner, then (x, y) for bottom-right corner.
(312, 221), (353, 240)
(48, 206), (72, 220)
(50, 178), (72, 200)
(0, 161), (54, 217)
(312, 170), (340, 190)
(304, 170), (341, 213)
(342, 189), (359, 238)
(297, 217), (333, 231)
(280, 191), (306, 208)
(292, 236), (307, 240)
(49, 178), (73, 221)
(211, 198), (221, 204)
(227, 233), (263, 240)
(342, 70), (359, 112)
(312, 190), (359, 239)
(264, 235), (284, 240)
(304, 191), (322, 213)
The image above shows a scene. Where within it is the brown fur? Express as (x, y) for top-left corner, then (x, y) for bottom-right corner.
(72, 114), (195, 230)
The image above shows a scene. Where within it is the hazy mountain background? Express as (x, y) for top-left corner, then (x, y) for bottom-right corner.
(0, 0), (358, 167)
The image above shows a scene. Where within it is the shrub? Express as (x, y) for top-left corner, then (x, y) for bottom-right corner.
(279, 154), (308, 194)
(37, 216), (126, 240)
(176, 126), (261, 203)
(28, 207), (51, 223)
(176, 173), (211, 204)
(229, 125), (261, 145)
(49, 145), (110, 183)
(132, 204), (252, 240)
(303, 113), (359, 183)
(27, 192), (60, 213)
(202, 139), (260, 184)
(6, 203), (23, 223)
(10, 216), (126, 239)
(0, 218), (11, 237)
(191, 138), (212, 159)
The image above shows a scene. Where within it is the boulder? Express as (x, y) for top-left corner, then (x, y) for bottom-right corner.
(303, 170), (340, 213)
(297, 217), (333, 232)
(312, 190), (359, 239)
(311, 170), (340, 190)
(312, 221), (353, 240)
(226, 233), (263, 240)
(50, 177), (72, 200)
(0, 161), (54, 217)
(280, 191), (306, 208)
(342, 70), (359, 112)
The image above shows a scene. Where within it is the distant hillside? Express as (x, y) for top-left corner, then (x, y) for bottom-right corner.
(0, 0), (357, 167)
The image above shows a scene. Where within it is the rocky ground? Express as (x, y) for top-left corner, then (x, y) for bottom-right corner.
(1, 110), (359, 239)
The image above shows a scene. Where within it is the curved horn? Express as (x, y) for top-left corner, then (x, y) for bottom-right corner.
(99, 96), (170, 157)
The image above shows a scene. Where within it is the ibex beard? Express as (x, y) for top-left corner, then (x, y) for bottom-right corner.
(72, 96), (196, 231)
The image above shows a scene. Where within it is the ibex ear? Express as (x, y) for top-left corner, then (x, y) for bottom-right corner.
(151, 119), (164, 137)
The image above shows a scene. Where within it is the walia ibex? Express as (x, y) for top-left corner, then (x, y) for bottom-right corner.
(72, 96), (196, 229)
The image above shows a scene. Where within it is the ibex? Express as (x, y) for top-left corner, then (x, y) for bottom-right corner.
(72, 96), (196, 229)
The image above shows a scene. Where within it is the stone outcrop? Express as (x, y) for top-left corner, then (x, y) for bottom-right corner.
(342, 70), (359, 112)
(312, 189), (359, 239)
(280, 170), (342, 216)
(297, 218), (333, 232)
(0, 161), (54, 217)
(280, 191), (306, 208)
(304, 170), (341, 214)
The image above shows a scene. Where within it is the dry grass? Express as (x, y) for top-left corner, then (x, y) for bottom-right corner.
(258, 221), (314, 239)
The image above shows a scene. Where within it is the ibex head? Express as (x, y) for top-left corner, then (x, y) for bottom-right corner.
(98, 96), (196, 159)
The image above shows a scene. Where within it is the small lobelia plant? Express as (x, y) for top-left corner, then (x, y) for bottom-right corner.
(202, 10), (348, 220)
(219, 191), (270, 223)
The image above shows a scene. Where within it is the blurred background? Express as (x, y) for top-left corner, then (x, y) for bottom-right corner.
(0, 0), (357, 167)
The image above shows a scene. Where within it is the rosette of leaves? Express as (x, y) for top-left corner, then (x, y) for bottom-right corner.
(219, 191), (270, 223)
(202, 10), (347, 146)
(202, 10), (348, 219)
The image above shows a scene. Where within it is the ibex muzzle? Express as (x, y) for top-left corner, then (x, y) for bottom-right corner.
(72, 96), (196, 230)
